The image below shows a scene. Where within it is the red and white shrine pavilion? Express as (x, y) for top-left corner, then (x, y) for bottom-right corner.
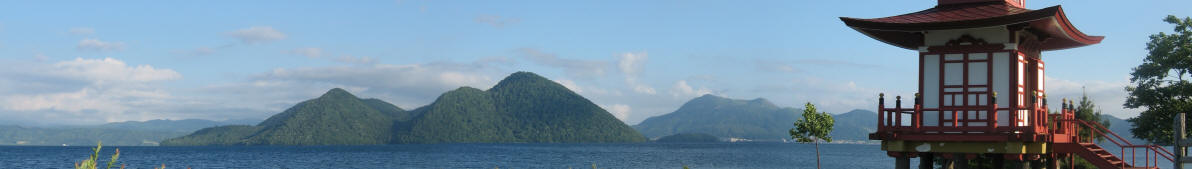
(842, 0), (1174, 168)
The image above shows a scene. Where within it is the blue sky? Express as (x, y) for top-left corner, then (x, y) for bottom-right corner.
(0, 0), (1189, 126)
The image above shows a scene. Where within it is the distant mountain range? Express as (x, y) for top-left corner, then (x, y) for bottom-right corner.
(0, 119), (257, 146)
(632, 95), (878, 141)
(633, 95), (800, 140)
(631, 94), (1147, 144)
(162, 72), (645, 146)
(1101, 114), (1147, 144)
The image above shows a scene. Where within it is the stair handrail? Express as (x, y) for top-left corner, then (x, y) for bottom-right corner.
(1079, 119), (1176, 162)
(1068, 118), (1176, 168)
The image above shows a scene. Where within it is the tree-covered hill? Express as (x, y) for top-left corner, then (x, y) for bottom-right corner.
(164, 71), (646, 145)
(243, 88), (396, 145)
(163, 88), (400, 146)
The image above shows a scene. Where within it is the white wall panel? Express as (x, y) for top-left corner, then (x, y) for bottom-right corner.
(997, 110), (1010, 126)
(945, 63), (963, 85)
(968, 62), (988, 85)
(923, 54), (940, 109)
(924, 111), (939, 126)
(993, 52), (1010, 108)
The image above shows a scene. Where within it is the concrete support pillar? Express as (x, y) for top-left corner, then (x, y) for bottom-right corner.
(897, 156), (911, 169)
(920, 153), (935, 169)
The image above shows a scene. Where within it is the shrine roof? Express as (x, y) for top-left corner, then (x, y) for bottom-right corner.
(840, 2), (1103, 51)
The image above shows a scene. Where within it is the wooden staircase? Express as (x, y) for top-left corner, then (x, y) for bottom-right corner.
(1052, 118), (1171, 169)
(1055, 142), (1144, 169)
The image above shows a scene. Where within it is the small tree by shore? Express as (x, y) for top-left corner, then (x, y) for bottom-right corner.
(790, 102), (834, 169)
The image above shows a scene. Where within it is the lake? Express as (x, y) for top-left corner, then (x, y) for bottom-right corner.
(0, 143), (896, 168)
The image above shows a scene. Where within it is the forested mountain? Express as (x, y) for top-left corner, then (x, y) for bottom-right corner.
(164, 71), (645, 145)
(633, 95), (801, 140)
(394, 72), (646, 143)
(164, 88), (399, 145)
(245, 88), (397, 145)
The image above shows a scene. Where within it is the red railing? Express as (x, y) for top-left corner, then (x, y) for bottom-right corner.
(875, 94), (1050, 135)
(873, 92), (1178, 168)
(1059, 113), (1174, 168)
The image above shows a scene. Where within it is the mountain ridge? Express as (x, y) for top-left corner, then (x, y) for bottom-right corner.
(164, 71), (646, 145)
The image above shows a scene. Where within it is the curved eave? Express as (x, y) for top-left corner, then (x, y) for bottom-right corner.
(841, 5), (1102, 51)
(1035, 6), (1104, 50)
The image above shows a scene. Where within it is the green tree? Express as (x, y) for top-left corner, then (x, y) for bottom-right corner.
(1075, 87), (1112, 142)
(790, 102), (834, 169)
(1126, 15), (1192, 144)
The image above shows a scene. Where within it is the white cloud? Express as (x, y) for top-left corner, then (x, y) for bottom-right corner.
(226, 26), (286, 44)
(68, 27), (94, 36)
(618, 52), (647, 75)
(604, 104), (631, 121)
(220, 62), (499, 110)
(475, 15), (520, 28)
(50, 57), (181, 83)
(1044, 76), (1136, 118)
(634, 85), (657, 95)
(618, 52), (655, 94)
(0, 58), (182, 125)
(76, 38), (125, 52)
(285, 47), (323, 58)
(671, 80), (712, 98)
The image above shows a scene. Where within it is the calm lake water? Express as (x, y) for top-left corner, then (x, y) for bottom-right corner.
(0, 143), (897, 169)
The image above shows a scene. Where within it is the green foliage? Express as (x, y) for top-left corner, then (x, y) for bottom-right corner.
(790, 102), (834, 143)
(1126, 15), (1192, 144)
(1074, 88), (1112, 142)
(634, 95), (802, 140)
(244, 88), (396, 145)
(74, 141), (123, 169)
(655, 133), (720, 143)
(164, 88), (398, 146)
